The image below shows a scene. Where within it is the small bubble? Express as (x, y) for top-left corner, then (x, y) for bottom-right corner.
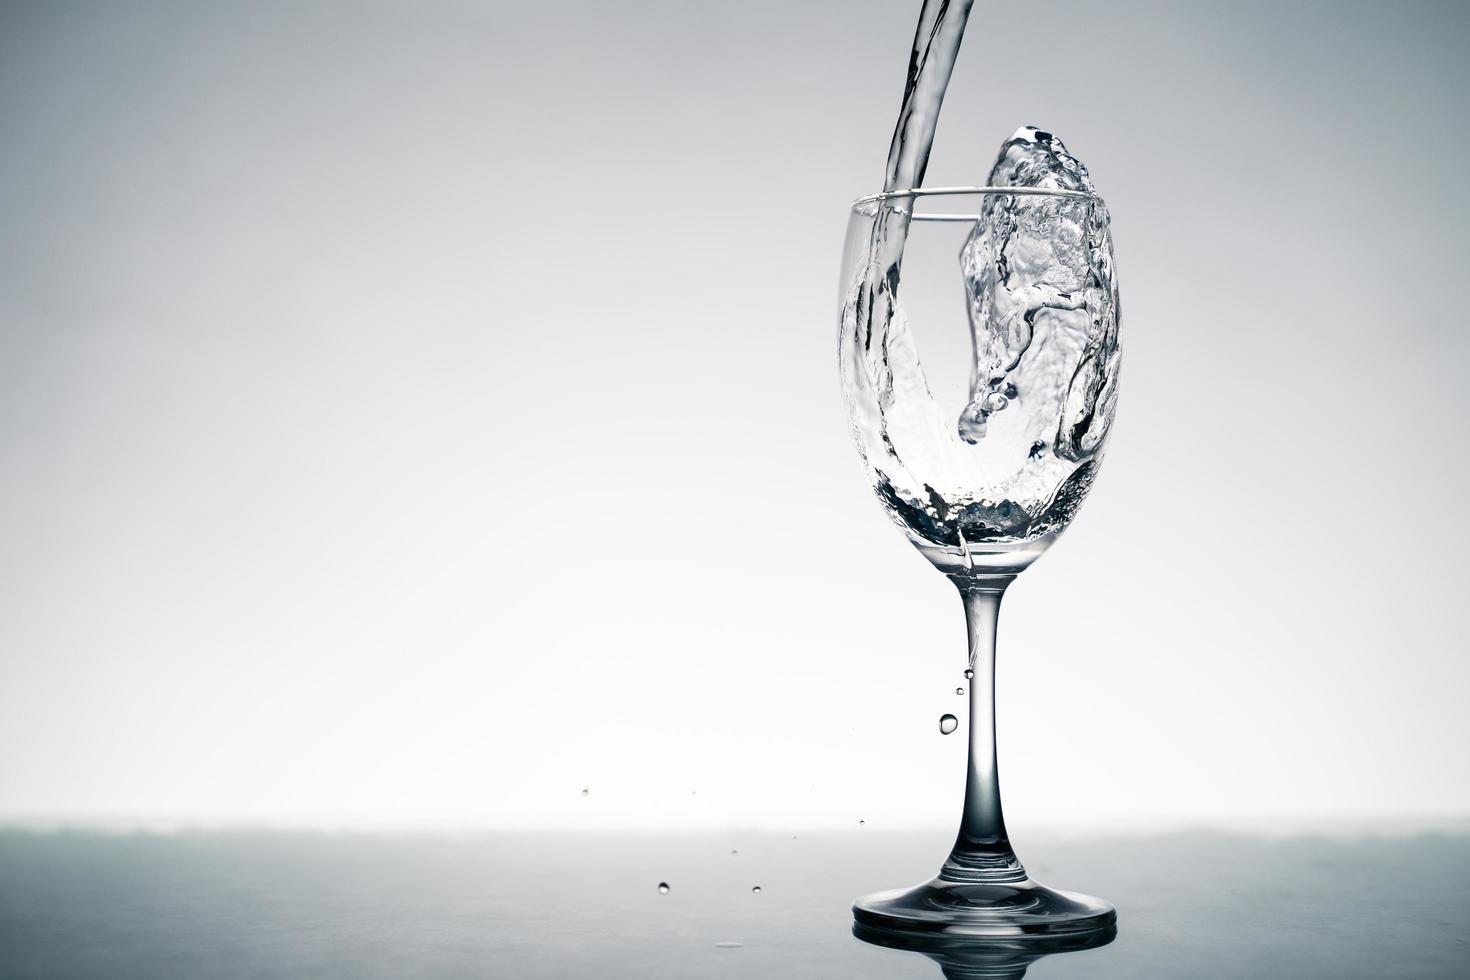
(984, 391), (1008, 412)
(751, 886), (762, 895)
(859, 819), (865, 826)
(580, 787), (589, 797)
(1029, 440), (1046, 460)
(1003, 383), (1018, 399)
(939, 714), (959, 735)
(964, 668), (974, 680)
(730, 849), (738, 855)
(956, 687), (964, 696)
(657, 882), (670, 894)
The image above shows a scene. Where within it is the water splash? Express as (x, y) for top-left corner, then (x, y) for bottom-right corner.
(957, 127), (1119, 464)
(840, 127), (1119, 550)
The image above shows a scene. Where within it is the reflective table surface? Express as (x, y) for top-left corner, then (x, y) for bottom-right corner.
(1, 827), (1467, 978)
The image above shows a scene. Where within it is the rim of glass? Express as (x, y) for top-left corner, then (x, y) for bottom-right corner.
(851, 185), (1099, 222)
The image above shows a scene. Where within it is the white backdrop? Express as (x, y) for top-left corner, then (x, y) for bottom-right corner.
(2, 0), (1467, 831)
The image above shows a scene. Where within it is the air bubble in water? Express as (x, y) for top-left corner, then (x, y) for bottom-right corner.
(751, 886), (762, 894)
(580, 787), (589, 797)
(964, 668), (974, 680)
(939, 714), (959, 735)
(859, 819), (866, 826)
(657, 882), (670, 895)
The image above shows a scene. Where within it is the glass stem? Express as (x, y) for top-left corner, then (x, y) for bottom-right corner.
(939, 576), (1027, 884)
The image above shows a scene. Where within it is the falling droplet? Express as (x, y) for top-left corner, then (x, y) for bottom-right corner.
(751, 886), (762, 895)
(964, 668), (974, 681)
(939, 714), (959, 735)
(580, 787), (589, 797)
(956, 687), (964, 696)
(657, 882), (670, 894)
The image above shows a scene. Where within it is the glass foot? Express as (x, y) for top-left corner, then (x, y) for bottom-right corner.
(853, 875), (1115, 940)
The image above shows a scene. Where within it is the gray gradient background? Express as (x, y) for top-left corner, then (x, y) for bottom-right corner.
(1, 0), (1467, 831)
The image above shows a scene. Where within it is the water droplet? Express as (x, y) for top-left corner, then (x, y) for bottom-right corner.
(730, 849), (738, 855)
(956, 687), (964, 695)
(859, 819), (865, 826)
(714, 941), (744, 949)
(1003, 383), (1018, 399)
(657, 882), (670, 894)
(580, 787), (589, 797)
(939, 714), (959, 735)
(1029, 440), (1046, 460)
(984, 391), (1008, 412)
(964, 668), (974, 680)
(751, 886), (762, 895)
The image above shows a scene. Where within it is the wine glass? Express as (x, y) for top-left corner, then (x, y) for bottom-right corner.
(838, 186), (1119, 939)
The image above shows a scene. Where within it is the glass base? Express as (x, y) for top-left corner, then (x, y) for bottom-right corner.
(852, 875), (1115, 940)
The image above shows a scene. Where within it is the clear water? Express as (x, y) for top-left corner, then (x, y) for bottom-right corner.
(880, 0), (976, 196)
(842, 130), (1119, 550)
(956, 128), (1115, 450)
(845, 1), (975, 532)
(939, 714), (959, 735)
